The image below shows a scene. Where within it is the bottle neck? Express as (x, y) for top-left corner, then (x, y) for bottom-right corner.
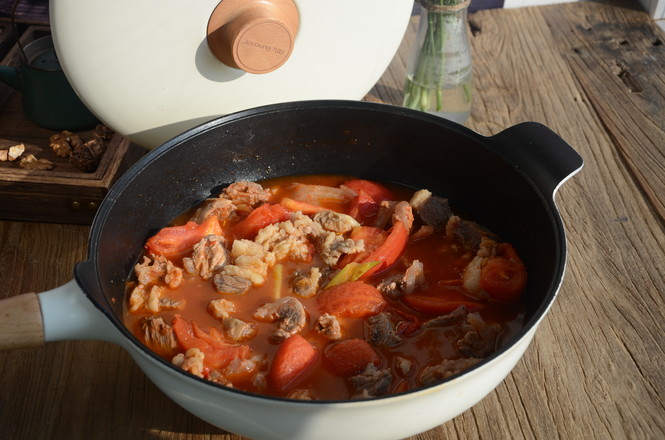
(417, 0), (470, 14)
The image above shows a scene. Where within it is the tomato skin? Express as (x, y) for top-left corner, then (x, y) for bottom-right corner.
(479, 243), (527, 303)
(146, 215), (221, 258)
(232, 203), (290, 239)
(402, 294), (483, 314)
(343, 180), (394, 203)
(402, 280), (483, 314)
(344, 180), (394, 223)
(324, 339), (380, 377)
(348, 188), (380, 223)
(268, 334), (318, 393)
(361, 221), (409, 278)
(318, 281), (387, 318)
(172, 315), (250, 371)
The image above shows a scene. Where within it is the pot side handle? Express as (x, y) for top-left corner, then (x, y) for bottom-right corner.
(491, 122), (584, 196)
(0, 280), (121, 351)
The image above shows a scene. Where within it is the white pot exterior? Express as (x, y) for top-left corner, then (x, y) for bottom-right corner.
(127, 327), (537, 440)
(49, 0), (413, 149)
(38, 281), (541, 440)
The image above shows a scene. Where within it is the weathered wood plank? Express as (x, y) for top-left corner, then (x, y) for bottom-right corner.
(372, 2), (665, 439)
(0, 1), (664, 439)
(543, 1), (665, 223)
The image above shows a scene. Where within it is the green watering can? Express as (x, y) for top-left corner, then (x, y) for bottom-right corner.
(0, 35), (98, 131)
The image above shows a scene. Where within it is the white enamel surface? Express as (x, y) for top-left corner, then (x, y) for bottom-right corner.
(38, 280), (121, 344)
(126, 326), (537, 440)
(49, 0), (413, 149)
(36, 279), (541, 440)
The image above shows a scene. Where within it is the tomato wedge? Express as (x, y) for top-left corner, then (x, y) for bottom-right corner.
(172, 315), (251, 371)
(318, 280), (387, 318)
(360, 221), (409, 278)
(336, 222), (409, 277)
(480, 243), (527, 303)
(268, 334), (318, 393)
(344, 180), (394, 223)
(145, 214), (221, 258)
(402, 281), (483, 314)
(348, 188), (380, 223)
(343, 179), (394, 203)
(232, 203), (290, 239)
(323, 339), (380, 377)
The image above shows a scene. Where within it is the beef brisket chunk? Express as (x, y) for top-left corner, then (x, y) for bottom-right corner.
(409, 189), (451, 231)
(213, 273), (252, 295)
(183, 235), (228, 280)
(350, 364), (393, 399)
(254, 296), (307, 343)
(376, 260), (425, 298)
(139, 316), (177, 356)
(422, 305), (469, 328)
(418, 358), (481, 387)
(315, 313), (342, 340)
(457, 313), (502, 358)
(291, 267), (322, 298)
(367, 313), (404, 348)
(445, 215), (497, 250)
(222, 317), (258, 342)
(313, 210), (360, 234)
(220, 180), (271, 210)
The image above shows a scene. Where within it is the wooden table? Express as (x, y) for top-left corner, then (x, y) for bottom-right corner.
(1, 0), (663, 438)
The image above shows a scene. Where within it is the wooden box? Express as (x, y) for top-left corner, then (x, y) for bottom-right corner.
(0, 26), (145, 224)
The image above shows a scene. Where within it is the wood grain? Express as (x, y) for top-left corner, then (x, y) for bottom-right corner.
(0, 1), (664, 439)
(0, 292), (43, 349)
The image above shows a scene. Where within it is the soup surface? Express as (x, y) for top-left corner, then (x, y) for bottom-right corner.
(124, 175), (527, 400)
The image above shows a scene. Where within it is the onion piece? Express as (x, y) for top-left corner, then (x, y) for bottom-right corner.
(287, 183), (356, 205)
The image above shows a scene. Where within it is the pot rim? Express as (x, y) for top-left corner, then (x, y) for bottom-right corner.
(78, 99), (574, 405)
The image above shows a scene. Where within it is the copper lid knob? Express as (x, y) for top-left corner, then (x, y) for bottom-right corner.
(207, 0), (300, 74)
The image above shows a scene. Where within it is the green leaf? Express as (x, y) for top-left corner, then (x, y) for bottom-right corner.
(325, 261), (380, 288)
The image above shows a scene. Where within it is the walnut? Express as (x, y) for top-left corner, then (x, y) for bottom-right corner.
(8, 143), (25, 161)
(69, 136), (104, 172)
(19, 154), (54, 170)
(85, 137), (106, 159)
(94, 124), (115, 142)
(49, 131), (74, 158)
(0, 150), (8, 161)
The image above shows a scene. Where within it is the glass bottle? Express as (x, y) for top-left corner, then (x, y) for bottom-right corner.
(402, 0), (473, 124)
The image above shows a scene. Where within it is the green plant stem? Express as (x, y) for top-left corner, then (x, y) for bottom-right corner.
(403, 0), (465, 113)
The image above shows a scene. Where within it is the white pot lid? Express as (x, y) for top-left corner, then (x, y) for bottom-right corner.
(50, 0), (412, 148)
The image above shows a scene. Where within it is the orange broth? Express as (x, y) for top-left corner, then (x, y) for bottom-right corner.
(124, 175), (525, 400)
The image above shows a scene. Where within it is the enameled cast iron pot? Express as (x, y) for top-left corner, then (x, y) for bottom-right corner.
(1, 100), (583, 440)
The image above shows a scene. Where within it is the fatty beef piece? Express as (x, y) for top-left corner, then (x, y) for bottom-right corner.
(255, 210), (365, 267)
(139, 315), (178, 357)
(416, 306), (501, 387)
(190, 179), (270, 224)
(254, 296), (307, 343)
(207, 298), (257, 342)
(183, 235), (228, 280)
(129, 255), (184, 313)
(350, 364), (393, 399)
(220, 180), (272, 212)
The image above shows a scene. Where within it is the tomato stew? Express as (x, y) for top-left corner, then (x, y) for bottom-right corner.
(124, 175), (526, 400)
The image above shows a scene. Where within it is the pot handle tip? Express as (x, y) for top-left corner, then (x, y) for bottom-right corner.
(0, 280), (121, 351)
(0, 293), (44, 350)
(491, 122), (584, 195)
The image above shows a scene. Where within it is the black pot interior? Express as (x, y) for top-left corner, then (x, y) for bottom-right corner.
(77, 100), (572, 384)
